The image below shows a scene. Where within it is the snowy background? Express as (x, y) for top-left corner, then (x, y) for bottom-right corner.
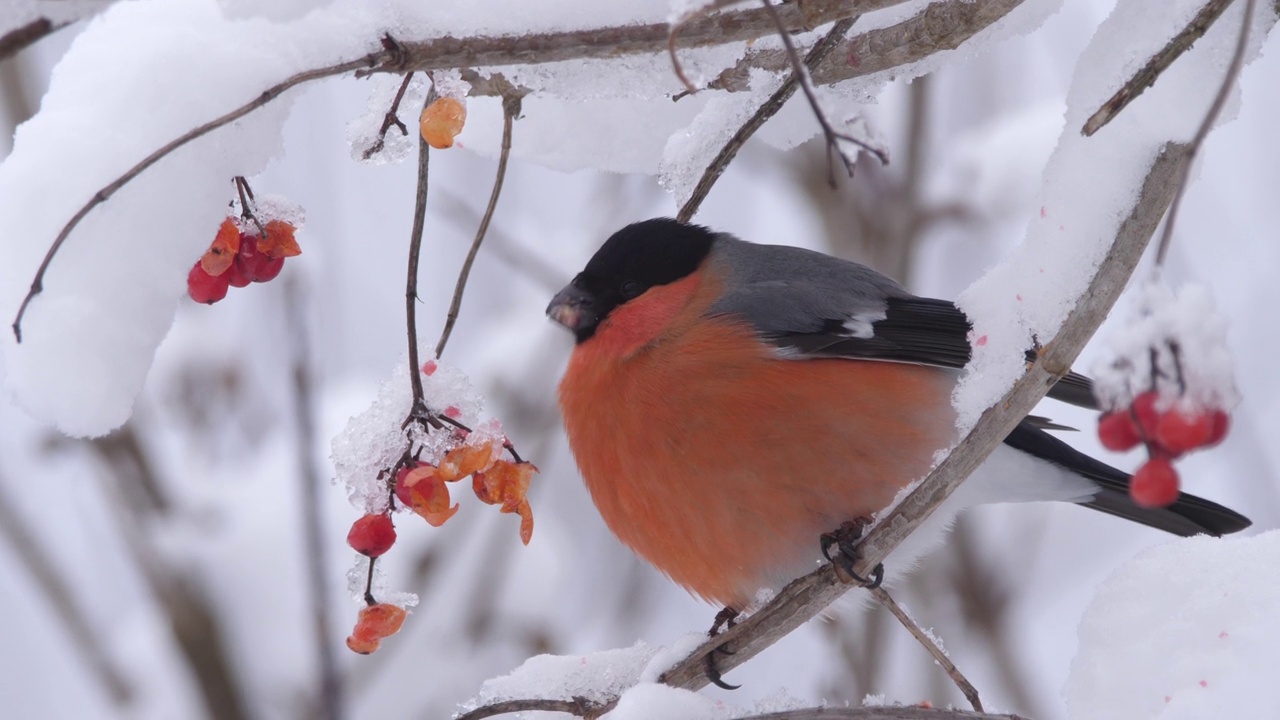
(0, 0), (1277, 718)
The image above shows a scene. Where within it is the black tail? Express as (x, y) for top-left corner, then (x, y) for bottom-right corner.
(1003, 421), (1251, 537)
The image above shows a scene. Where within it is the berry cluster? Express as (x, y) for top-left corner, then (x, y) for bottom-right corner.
(342, 360), (538, 655)
(187, 217), (300, 304)
(394, 442), (536, 543)
(1098, 391), (1230, 508)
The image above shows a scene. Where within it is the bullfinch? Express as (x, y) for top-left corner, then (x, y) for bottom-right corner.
(547, 218), (1249, 612)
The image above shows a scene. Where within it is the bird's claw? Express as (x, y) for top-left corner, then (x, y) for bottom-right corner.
(820, 518), (885, 589)
(705, 606), (741, 690)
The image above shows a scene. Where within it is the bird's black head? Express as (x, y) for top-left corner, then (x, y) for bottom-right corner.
(547, 218), (716, 343)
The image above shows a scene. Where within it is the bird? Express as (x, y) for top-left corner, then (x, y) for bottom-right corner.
(546, 218), (1250, 614)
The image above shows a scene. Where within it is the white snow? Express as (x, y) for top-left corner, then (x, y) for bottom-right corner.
(954, 0), (1277, 432)
(330, 350), (487, 514)
(1066, 531), (1280, 719)
(461, 641), (659, 710)
(1092, 280), (1239, 413)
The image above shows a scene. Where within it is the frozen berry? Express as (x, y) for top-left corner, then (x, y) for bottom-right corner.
(187, 262), (230, 304)
(1157, 409), (1216, 453)
(1098, 411), (1142, 452)
(1131, 457), (1180, 508)
(347, 513), (396, 557)
(355, 603), (407, 640)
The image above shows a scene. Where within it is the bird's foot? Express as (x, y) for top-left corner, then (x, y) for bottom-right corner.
(704, 606), (741, 690)
(820, 518), (884, 589)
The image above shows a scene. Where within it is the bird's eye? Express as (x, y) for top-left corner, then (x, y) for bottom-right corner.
(621, 281), (643, 299)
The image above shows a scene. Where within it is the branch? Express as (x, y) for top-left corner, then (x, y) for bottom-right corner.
(1081, 0), (1236, 137)
(761, 0), (884, 185)
(0, 18), (65, 61)
(706, 0), (1028, 92)
(435, 95), (518, 359)
(0, 1), (115, 61)
(404, 86), (437, 422)
(869, 586), (981, 712)
(455, 696), (1022, 720)
(677, 16), (858, 222)
(391, 0), (906, 76)
(1154, 0), (1256, 265)
(748, 710), (1024, 720)
(12, 0), (1003, 340)
(10, 50), (388, 342)
(653, 142), (1194, 696)
(362, 71), (417, 161)
(453, 697), (602, 720)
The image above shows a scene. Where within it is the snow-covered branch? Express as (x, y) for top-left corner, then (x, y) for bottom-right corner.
(654, 143), (1194, 699)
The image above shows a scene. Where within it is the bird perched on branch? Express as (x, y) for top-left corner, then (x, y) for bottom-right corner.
(547, 218), (1249, 613)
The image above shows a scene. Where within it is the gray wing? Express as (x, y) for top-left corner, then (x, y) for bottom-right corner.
(706, 236), (1097, 409)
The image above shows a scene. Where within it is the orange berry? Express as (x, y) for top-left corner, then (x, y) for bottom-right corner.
(420, 97), (466, 149)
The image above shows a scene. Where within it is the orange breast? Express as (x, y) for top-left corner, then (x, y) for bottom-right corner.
(558, 270), (957, 608)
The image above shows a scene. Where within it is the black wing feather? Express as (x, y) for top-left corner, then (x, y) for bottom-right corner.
(778, 297), (1098, 409)
(1003, 422), (1251, 536)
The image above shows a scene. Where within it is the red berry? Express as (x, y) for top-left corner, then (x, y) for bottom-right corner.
(394, 463), (428, 507)
(347, 513), (396, 557)
(240, 253), (284, 283)
(225, 257), (251, 288)
(1131, 391), (1162, 436)
(1131, 457), (1180, 508)
(1157, 409), (1216, 453)
(1098, 411), (1142, 452)
(187, 262), (230, 304)
(235, 239), (285, 283)
(1204, 410), (1230, 448)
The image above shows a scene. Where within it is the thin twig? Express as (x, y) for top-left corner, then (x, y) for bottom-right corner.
(286, 277), (344, 720)
(1082, 0), (1237, 137)
(12, 0), (975, 341)
(1154, 0), (1255, 266)
(748, 710), (1024, 720)
(404, 85), (438, 423)
(362, 72), (417, 160)
(650, 144), (1195, 701)
(454, 697), (1021, 720)
(453, 697), (602, 720)
(233, 176), (267, 238)
(760, 0), (886, 185)
(435, 95), (519, 359)
(386, 0), (904, 77)
(677, 16), (858, 222)
(702, 0), (1028, 94)
(868, 586), (982, 712)
(9, 50), (389, 342)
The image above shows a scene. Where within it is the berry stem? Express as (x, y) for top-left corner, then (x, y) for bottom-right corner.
(402, 84), (437, 430)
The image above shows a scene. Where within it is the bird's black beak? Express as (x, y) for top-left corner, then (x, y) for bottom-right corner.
(547, 283), (599, 340)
